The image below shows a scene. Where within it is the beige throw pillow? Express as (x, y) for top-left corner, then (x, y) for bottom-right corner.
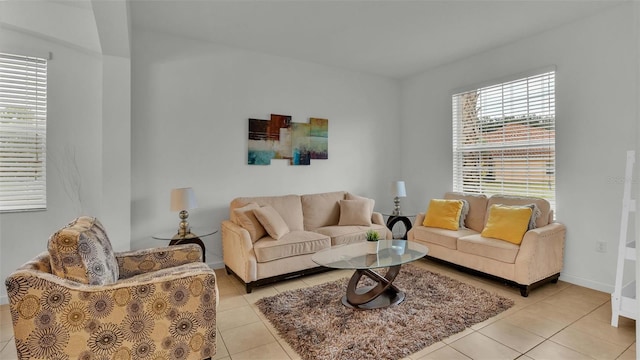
(254, 205), (290, 240)
(338, 199), (373, 226)
(233, 203), (267, 243)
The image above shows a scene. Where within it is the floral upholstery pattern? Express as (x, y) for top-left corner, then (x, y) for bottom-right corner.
(5, 217), (217, 360)
(48, 216), (119, 285)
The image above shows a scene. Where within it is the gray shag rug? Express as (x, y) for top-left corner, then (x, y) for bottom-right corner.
(255, 264), (514, 360)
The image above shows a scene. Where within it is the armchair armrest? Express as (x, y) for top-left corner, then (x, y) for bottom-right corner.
(514, 222), (566, 285)
(116, 244), (203, 279)
(5, 251), (218, 359)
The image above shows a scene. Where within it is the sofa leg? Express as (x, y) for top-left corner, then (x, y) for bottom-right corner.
(245, 283), (253, 294)
(550, 273), (560, 283)
(520, 285), (530, 297)
(225, 265), (232, 275)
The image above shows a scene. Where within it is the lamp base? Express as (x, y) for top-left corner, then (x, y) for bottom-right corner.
(175, 210), (194, 239)
(392, 196), (401, 216)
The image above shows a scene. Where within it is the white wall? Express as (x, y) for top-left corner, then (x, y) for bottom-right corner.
(130, 30), (401, 266)
(0, 2), (131, 304)
(401, 3), (638, 293)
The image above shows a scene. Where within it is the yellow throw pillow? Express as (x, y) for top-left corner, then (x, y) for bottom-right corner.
(481, 204), (533, 245)
(423, 199), (464, 230)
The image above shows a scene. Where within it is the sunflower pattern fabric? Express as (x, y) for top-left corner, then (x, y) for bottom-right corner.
(5, 218), (218, 360)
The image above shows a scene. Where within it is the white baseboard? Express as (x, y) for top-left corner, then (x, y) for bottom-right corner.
(207, 259), (225, 270)
(0, 295), (7, 305)
(560, 274), (613, 294)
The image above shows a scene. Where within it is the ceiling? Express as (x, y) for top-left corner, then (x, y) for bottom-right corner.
(129, 0), (624, 79)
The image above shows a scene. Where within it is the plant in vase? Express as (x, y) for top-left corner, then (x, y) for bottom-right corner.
(366, 230), (380, 254)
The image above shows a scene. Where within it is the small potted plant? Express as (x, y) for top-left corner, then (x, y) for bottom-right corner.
(365, 230), (380, 254)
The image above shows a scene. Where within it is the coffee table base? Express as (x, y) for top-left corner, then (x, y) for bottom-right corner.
(341, 289), (405, 310)
(342, 265), (405, 310)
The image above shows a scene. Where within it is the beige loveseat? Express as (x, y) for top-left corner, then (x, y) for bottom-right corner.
(222, 191), (393, 292)
(408, 192), (566, 296)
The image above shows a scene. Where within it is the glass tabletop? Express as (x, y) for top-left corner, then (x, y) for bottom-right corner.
(312, 240), (429, 270)
(152, 228), (218, 240)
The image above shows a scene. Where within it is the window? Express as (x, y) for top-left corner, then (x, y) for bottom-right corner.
(452, 70), (556, 212)
(0, 52), (48, 212)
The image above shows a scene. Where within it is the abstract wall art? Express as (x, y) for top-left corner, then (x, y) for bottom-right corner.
(248, 114), (328, 166)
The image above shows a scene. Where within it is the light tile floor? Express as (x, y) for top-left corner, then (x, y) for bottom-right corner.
(0, 258), (636, 360)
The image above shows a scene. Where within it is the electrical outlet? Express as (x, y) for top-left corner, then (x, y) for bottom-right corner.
(596, 241), (607, 253)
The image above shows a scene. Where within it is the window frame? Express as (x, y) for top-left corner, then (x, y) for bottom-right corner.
(0, 51), (48, 212)
(451, 69), (556, 213)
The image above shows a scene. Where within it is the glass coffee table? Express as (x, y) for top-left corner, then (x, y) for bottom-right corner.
(312, 240), (429, 310)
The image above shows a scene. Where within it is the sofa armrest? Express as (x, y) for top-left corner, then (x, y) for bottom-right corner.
(371, 212), (394, 240)
(371, 211), (384, 225)
(116, 244), (202, 278)
(514, 222), (566, 285)
(221, 220), (258, 283)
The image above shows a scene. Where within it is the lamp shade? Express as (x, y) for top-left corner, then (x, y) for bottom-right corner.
(170, 187), (198, 212)
(392, 181), (406, 198)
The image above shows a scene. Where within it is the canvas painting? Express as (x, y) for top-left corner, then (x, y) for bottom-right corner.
(247, 114), (328, 165)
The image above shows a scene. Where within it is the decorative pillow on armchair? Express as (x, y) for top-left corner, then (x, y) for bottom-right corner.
(48, 216), (119, 285)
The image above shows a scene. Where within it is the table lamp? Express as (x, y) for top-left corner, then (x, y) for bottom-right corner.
(392, 181), (406, 216)
(170, 187), (198, 238)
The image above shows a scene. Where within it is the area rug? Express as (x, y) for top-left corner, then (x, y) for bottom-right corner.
(255, 264), (514, 360)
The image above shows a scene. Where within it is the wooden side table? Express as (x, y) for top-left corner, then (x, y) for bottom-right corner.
(152, 228), (218, 262)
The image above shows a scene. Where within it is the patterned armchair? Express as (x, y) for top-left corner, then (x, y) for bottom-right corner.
(4, 216), (218, 360)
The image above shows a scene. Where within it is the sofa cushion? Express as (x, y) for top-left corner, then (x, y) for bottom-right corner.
(254, 206), (290, 240)
(314, 224), (389, 246)
(423, 199), (464, 230)
(444, 192), (488, 232)
(486, 194), (551, 228)
(234, 203), (267, 243)
(410, 226), (478, 250)
(338, 199), (372, 226)
(457, 234), (520, 263)
(481, 204), (532, 245)
(230, 194), (304, 231)
(345, 192), (375, 212)
(48, 216), (119, 285)
(253, 231), (330, 263)
(301, 191), (345, 230)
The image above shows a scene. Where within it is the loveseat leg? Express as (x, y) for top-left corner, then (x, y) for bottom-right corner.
(225, 265), (232, 275)
(520, 285), (530, 297)
(245, 283), (253, 293)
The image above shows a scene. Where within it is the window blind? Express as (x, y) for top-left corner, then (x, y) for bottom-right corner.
(0, 52), (47, 212)
(452, 71), (555, 212)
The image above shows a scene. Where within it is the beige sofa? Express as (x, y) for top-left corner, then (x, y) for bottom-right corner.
(222, 191), (392, 292)
(408, 192), (566, 296)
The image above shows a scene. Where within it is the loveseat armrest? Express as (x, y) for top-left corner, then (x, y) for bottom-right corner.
(407, 213), (426, 241)
(514, 222), (566, 285)
(221, 220), (258, 283)
(116, 244), (203, 279)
